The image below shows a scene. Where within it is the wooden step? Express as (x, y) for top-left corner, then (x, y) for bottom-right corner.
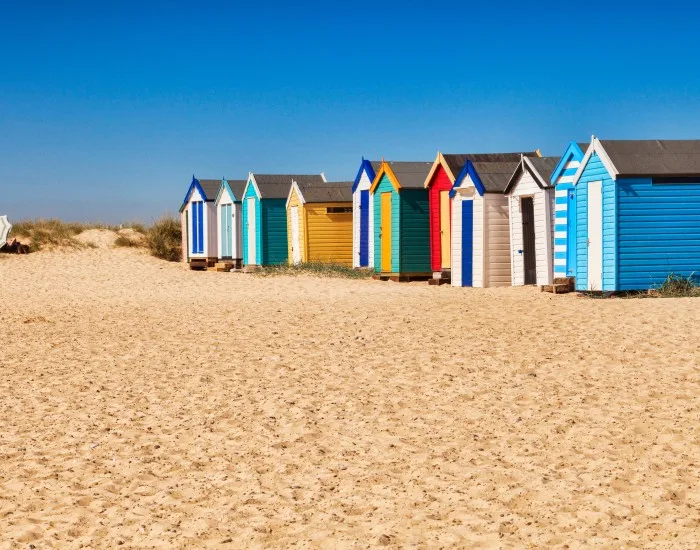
(540, 283), (572, 294)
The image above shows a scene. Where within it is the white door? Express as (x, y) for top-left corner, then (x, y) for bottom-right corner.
(247, 198), (257, 265)
(587, 181), (603, 291)
(290, 206), (301, 264)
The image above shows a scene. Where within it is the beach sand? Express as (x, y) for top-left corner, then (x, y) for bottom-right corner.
(1, 241), (699, 548)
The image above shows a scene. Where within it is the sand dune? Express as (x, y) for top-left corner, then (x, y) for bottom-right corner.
(0, 245), (698, 548)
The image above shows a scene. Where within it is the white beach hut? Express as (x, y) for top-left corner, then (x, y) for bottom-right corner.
(504, 156), (559, 286)
(179, 176), (220, 267)
(215, 178), (247, 268)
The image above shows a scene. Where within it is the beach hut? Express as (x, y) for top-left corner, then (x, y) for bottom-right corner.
(423, 153), (472, 281)
(242, 173), (325, 266)
(215, 178), (247, 268)
(179, 176), (221, 266)
(286, 180), (354, 265)
(572, 138), (700, 292)
(551, 142), (587, 279)
(504, 156), (560, 286)
(369, 161), (433, 278)
(352, 158), (380, 269)
(450, 153), (539, 287)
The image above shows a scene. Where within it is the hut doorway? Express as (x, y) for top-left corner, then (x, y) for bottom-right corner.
(461, 199), (473, 286)
(221, 204), (233, 258)
(246, 197), (257, 264)
(521, 197), (536, 285)
(290, 206), (301, 265)
(440, 190), (451, 269)
(380, 192), (392, 272)
(359, 190), (369, 266)
(587, 181), (603, 290)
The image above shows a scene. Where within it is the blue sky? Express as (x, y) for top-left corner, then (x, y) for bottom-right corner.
(2, 1), (700, 222)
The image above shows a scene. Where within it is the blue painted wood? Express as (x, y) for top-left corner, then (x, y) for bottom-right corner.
(242, 182), (262, 264)
(191, 201), (199, 253)
(359, 190), (369, 266)
(372, 175), (400, 273)
(575, 154), (616, 291)
(197, 201), (204, 253)
(461, 200), (473, 287)
(566, 187), (577, 277)
(221, 204), (232, 257)
(261, 199), (288, 265)
(617, 178), (700, 290)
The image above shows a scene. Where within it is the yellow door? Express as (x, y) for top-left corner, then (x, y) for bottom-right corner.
(381, 192), (392, 273)
(440, 190), (451, 269)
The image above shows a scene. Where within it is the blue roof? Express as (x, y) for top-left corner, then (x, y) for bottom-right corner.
(550, 142), (587, 185)
(352, 158), (380, 193)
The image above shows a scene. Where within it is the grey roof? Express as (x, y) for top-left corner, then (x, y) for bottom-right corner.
(225, 179), (247, 201)
(297, 181), (353, 203)
(472, 162), (522, 192)
(577, 142), (589, 153)
(600, 140), (700, 177)
(369, 160), (381, 174)
(199, 179), (222, 201)
(442, 152), (537, 181)
(253, 174), (325, 199)
(385, 161), (433, 189)
(528, 156), (560, 185)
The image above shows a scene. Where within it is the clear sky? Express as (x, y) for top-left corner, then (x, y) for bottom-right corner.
(2, 1), (700, 222)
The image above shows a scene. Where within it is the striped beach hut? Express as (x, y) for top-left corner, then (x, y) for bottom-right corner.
(551, 142), (587, 278)
(215, 178), (247, 268)
(179, 176), (221, 266)
(451, 153), (539, 287)
(352, 158), (380, 268)
(286, 181), (353, 265)
(573, 138), (700, 291)
(504, 155), (560, 286)
(370, 161), (433, 277)
(242, 173), (325, 266)
(423, 153), (469, 280)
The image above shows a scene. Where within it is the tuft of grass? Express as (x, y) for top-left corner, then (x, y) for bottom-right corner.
(256, 261), (374, 279)
(114, 233), (142, 248)
(120, 221), (148, 234)
(145, 215), (182, 262)
(656, 273), (700, 297)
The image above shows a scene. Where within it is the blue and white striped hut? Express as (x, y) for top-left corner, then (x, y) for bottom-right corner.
(572, 137), (700, 291)
(551, 142), (587, 279)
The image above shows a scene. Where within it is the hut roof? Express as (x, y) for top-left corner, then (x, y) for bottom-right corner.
(198, 179), (222, 201)
(297, 181), (353, 203)
(386, 161), (434, 188)
(226, 179), (248, 201)
(254, 174), (325, 199)
(504, 156), (560, 193)
(471, 161), (522, 193)
(600, 140), (700, 177)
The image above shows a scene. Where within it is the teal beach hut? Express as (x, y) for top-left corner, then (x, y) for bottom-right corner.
(241, 173), (326, 266)
(369, 160), (433, 277)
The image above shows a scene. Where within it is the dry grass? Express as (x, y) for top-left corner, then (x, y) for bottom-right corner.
(145, 216), (181, 262)
(256, 261), (373, 279)
(10, 219), (116, 251)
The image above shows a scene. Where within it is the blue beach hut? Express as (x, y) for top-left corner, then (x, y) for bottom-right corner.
(551, 142), (587, 278)
(179, 176), (221, 266)
(573, 137), (700, 291)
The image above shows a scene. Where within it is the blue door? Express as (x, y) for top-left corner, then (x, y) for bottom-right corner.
(221, 204), (232, 257)
(566, 189), (577, 277)
(461, 200), (473, 287)
(192, 201), (204, 254)
(359, 190), (369, 266)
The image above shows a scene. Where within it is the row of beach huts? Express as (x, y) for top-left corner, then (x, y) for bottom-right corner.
(179, 137), (700, 292)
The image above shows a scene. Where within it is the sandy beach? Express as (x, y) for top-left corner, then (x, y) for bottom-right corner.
(0, 238), (698, 548)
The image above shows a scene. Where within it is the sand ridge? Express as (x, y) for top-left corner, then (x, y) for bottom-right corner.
(0, 247), (699, 548)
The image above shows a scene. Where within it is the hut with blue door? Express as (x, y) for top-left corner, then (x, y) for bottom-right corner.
(572, 137), (700, 291)
(551, 142), (587, 279)
(352, 158), (380, 268)
(215, 178), (247, 268)
(241, 173), (326, 266)
(450, 152), (539, 288)
(369, 160), (433, 278)
(179, 176), (221, 266)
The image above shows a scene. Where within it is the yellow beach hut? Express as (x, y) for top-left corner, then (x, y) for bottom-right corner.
(286, 180), (354, 265)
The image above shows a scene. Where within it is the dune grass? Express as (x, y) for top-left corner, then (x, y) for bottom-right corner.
(655, 273), (700, 297)
(10, 218), (181, 261)
(144, 216), (182, 261)
(256, 261), (373, 279)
